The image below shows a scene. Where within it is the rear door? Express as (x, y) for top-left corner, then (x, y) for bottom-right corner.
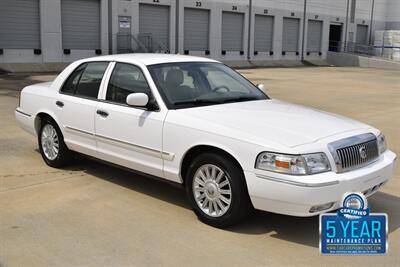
(56, 61), (110, 156)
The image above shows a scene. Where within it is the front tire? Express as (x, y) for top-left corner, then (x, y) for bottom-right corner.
(38, 118), (72, 168)
(185, 153), (251, 228)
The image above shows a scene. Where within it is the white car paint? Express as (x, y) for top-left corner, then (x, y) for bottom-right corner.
(15, 54), (397, 217)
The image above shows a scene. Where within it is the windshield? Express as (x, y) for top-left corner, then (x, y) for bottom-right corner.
(147, 62), (268, 109)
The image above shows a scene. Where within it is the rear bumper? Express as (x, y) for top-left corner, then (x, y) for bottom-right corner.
(15, 108), (36, 136)
(245, 150), (396, 216)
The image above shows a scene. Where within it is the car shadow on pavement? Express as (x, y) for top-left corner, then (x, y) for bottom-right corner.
(71, 155), (191, 209)
(227, 191), (400, 248)
(67, 155), (400, 249)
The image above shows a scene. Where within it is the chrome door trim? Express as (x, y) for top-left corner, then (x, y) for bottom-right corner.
(65, 126), (94, 136)
(65, 126), (174, 160)
(95, 133), (174, 161)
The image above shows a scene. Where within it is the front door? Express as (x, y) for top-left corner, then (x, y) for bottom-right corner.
(95, 62), (166, 177)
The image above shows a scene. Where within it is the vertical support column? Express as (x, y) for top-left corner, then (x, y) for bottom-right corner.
(344, 0), (350, 51)
(175, 0), (180, 54)
(247, 0), (252, 60)
(170, 0), (176, 54)
(108, 0), (113, 54)
(40, 0), (62, 62)
(209, 3), (222, 59)
(301, 0), (307, 61)
(369, 0), (374, 45)
(273, 14), (283, 59)
(100, 0), (109, 55)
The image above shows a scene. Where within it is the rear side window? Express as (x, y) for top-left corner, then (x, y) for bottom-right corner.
(106, 63), (152, 104)
(61, 64), (86, 94)
(61, 62), (109, 99)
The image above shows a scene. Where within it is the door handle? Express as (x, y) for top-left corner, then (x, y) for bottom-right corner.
(56, 101), (64, 108)
(96, 109), (109, 117)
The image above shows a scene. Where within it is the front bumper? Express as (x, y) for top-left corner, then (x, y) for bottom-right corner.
(245, 150), (396, 216)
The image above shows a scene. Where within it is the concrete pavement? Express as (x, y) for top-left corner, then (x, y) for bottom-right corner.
(0, 67), (399, 266)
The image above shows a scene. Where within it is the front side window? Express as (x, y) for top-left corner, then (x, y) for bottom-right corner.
(61, 62), (109, 99)
(106, 63), (152, 104)
(148, 62), (268, 109)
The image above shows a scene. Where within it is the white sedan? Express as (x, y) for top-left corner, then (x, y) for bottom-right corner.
(16, 54), (396, 227)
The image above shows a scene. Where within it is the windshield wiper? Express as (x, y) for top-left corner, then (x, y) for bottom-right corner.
(173, 99), (223, 106)
(221, 96), (259, 103)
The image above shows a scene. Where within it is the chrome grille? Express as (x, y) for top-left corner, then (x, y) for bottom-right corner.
(328, 133), (379, 173)
(337, 140), (378, 170)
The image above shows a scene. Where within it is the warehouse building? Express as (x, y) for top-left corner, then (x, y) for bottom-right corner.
(0, 0), (399, 70)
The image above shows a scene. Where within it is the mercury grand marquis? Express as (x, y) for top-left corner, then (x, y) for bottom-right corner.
(15, 54), (397, 227)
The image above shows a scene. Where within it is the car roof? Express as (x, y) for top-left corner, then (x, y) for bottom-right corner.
(83, 53), (220, 66)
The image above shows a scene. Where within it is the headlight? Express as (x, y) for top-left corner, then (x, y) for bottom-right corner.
(377, 133), (387, 154)
(255, 152), (331, 175)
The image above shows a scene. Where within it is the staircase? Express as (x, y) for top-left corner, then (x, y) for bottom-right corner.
(116, 33), (170, 54)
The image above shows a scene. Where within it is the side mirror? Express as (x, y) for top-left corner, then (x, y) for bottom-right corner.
(126, 93), (149, 107)
(257, 84), (265, 91)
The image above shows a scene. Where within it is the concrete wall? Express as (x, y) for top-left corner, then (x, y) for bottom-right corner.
(385, 0), (400, 30)
(327, 51), (400, 70)
(0, 0), (397, 70)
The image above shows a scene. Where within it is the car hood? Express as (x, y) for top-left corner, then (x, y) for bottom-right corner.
(175, 99), (371, 148)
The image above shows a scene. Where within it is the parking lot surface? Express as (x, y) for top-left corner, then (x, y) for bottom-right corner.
(1, 67), (399, 267)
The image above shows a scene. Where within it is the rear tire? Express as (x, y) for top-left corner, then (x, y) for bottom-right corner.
(38, 118), (72, 168)
(185, 153), (251, 228)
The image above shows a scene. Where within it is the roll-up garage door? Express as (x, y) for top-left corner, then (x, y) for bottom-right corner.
(282, 18), (300, 52)
(184, 8), (210, 51)
(139, 4), (170, 50)
(356, 24), (368, 44)
(61, 0), (101, 50)
(254, 15), (274, 52)
(307, 20), (323, 52)
(221, 12), (244, 51)
(0, 0), (40, 49)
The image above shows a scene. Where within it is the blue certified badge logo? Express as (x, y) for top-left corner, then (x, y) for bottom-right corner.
(320, 192), (388, 255)
(339, 193), (369, 219)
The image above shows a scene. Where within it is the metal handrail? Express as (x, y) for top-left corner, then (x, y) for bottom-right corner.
(116, 32), (170, 54)
(131, 34), (150, 53)
(329, 40), (387, 58)
(138, 33), (170, 53)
